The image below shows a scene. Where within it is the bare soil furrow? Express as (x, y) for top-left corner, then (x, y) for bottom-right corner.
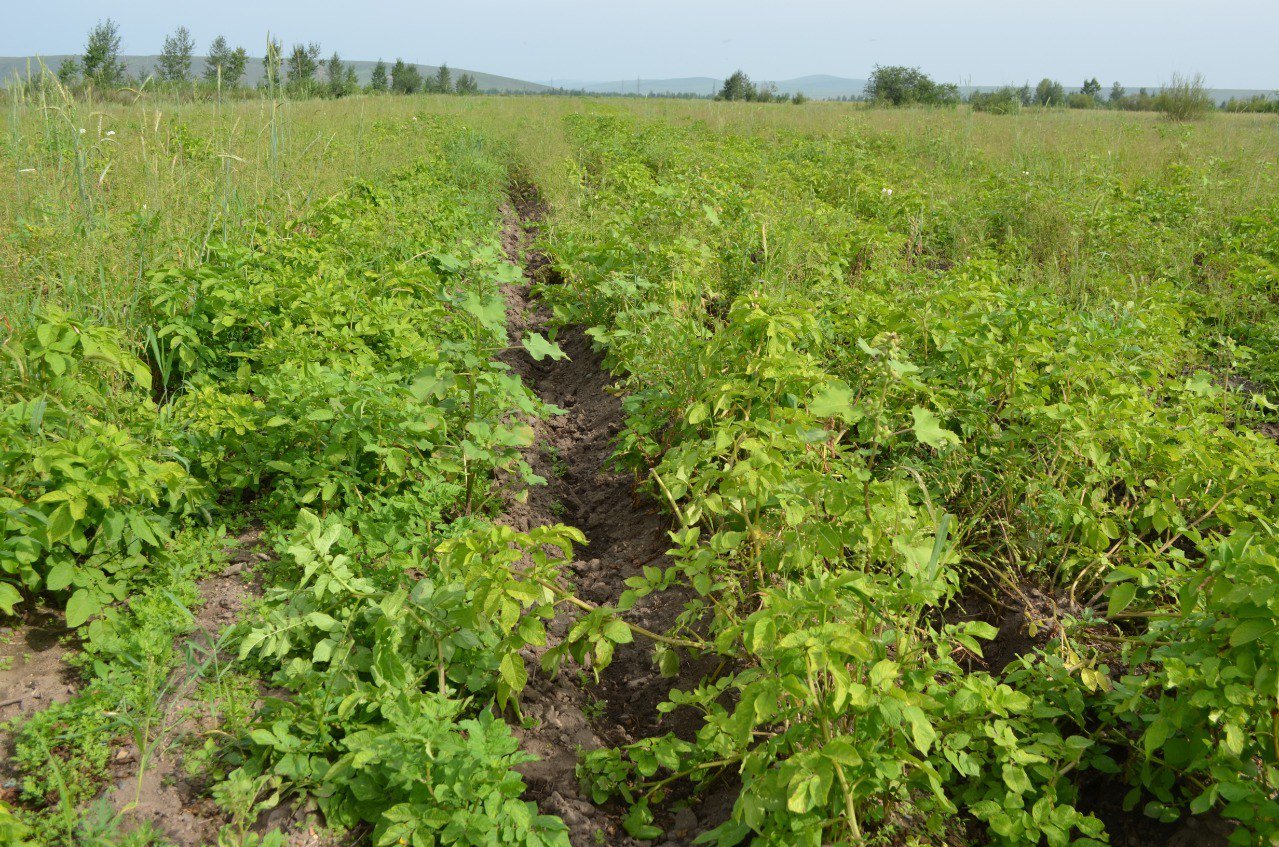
(498, 186), (715, 847)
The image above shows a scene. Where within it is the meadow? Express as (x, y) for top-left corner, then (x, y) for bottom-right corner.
(2, 81), (1278, 847)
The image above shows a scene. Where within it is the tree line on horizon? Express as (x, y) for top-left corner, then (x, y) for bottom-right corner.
(19, 21), (1277, 115)
(711, 66), (1276, 117)
(39, 19), (481, 98)
(860, 65), (1278, 117)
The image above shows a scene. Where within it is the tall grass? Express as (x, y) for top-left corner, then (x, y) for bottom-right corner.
(2, 91), (1277, 343)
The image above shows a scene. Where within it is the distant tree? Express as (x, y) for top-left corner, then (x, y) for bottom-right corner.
(1066, 92), (1097, 109)
(1034, 78), (1066, 106)
(455, 72), (479, 95)
(865, 65), (957, 106)
(262, 38), (283, 90)
(369, 60), (389, 92)
(717, 70), (757, 101)
(285, 42), (322, 93)
(56, 57), (81, 85)
(756, 81), (780, 102)
(390, 59), (421, 94)
(1081, 78), (1102, 98)
(791, 91), (808, 105)
(82, 19), (127, 88)
(432, 62), (452, 93)
(325, 51), (351, 97)
(1109, 81), (1126, 104)
(934, 83), (961, 104)
(157, 26), (195, 83)
(1223, 94), (1279, 114)
(343, 64), (359, 95)
(205, 36), (230, 83)
(227, 47), (249, 87)
(205, 36), (248, 87)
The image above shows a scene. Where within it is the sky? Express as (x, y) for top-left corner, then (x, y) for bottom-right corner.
(4, 1), (1276, 89)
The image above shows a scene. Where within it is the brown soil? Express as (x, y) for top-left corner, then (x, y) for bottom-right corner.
(0, 611), (75, 724)
(0, 610), (76, 801)
(498, 186), (721, 847)
(948, 581), (1075, 674)
(1077, 777), (1232, 847)
(101, 529), (315, 847)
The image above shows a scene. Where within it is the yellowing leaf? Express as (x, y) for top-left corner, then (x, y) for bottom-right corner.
(869, 659), (898, 690)
(911, 406), (960, 449)
(810, 379), (863, 423)
(522, 332), (567, 362)
(902, 705), (938, 754)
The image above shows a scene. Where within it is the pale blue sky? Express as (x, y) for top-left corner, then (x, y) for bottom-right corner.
(5, 1), (1276, 88)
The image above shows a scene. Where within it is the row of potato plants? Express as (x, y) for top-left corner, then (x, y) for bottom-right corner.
(2, 118), (583, 845)
(540, 114), (1279, 845)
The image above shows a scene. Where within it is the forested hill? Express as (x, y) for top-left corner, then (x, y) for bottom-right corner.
(0, 55), (550, 92)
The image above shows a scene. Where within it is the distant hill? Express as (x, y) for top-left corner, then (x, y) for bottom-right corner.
(543, 75), (868, 98)
(0, 55), (551, 93)
(549, 77), (721, 96)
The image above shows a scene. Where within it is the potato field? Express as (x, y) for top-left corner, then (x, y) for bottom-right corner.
(1, 85), (1278, 847)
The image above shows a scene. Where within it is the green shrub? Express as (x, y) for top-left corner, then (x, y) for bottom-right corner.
(867, 65), (960, 106)
(970, 87), (1023, 114)
(1223, 94), (1278, 114)
(1154, 73), (1214, 120)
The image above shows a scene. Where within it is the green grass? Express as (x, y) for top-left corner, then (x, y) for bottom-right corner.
(5, 91), (1277, 333)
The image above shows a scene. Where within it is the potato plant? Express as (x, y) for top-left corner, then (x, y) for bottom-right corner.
(543, 114), (1279, 845)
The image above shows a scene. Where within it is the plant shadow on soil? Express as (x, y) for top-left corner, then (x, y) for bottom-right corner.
(0, 612), (76, 725)
(0, 610), (77, 806)
(951, 583), (1233, 847)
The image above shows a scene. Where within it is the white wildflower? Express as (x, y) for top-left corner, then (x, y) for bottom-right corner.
(106, 130), (116, 137)
(79, 128), (86, 134)
(881, 187), (893, 197)
(18, 168), (36, 174)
